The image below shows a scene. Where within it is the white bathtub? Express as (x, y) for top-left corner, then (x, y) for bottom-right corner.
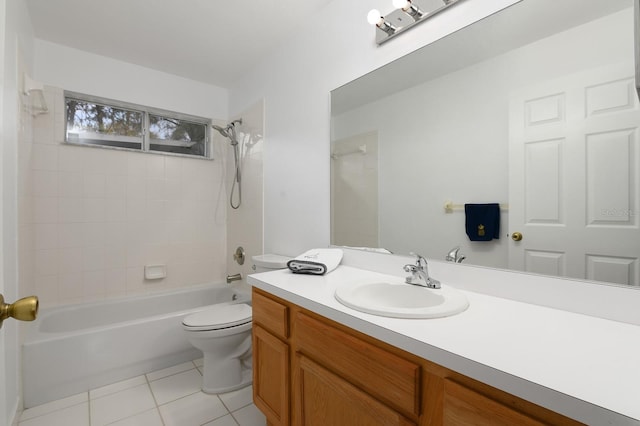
(22, 283), (249, 408)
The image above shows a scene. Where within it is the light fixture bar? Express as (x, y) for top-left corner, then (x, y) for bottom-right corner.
(369, 0), (464, 45)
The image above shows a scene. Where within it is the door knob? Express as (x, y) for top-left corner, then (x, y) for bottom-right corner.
(511, 232), (523, 241)
(0, 294), (39, 328)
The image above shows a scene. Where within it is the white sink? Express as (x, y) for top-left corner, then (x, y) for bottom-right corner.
(335, 279), (469, 319)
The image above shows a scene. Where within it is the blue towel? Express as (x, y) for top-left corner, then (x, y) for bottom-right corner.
(465, 203), (500, 241)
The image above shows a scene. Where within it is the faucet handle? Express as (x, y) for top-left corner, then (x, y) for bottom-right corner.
(409, 252), (427, 268)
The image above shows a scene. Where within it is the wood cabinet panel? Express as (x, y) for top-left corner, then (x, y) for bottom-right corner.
(295, 354), (416, 426)
(253, 325), (290, 426)
(295, 312), (421, 419)
(253, 290), (289, 339)
(443, 379), (545, 426)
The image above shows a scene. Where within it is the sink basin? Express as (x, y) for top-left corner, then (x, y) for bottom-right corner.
(335, 279), (469, 319)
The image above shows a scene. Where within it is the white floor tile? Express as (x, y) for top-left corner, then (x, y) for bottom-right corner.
(149, 369), (203, 405)
(203, 414), (239, 426)
(90, 384), (156, 426)
(90, 375), (147, 399)
(232, 404), (266, 426)
(219, 386), (253, 412)
(18, 402), (89, 426)
(146, 361), (196, 382)
(20, 392), (88, 421)
(107, 408), (163, 426)
(159, 391), (228, 426)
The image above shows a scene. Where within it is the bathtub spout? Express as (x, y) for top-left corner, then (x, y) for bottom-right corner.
(226, 273), (242, 284)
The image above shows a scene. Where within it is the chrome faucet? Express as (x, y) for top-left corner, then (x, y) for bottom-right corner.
(403, 253), (441, 289)
(446, 246), (466, 263)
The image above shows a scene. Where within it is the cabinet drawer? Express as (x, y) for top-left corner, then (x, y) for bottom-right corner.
(295, 312), (421, 418)
(295, 354), (415, 426)
(443, 379), (545, 426)
(253, 289), (289, 339)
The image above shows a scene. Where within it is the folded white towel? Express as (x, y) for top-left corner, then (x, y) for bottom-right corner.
(287, 248), (343, 275)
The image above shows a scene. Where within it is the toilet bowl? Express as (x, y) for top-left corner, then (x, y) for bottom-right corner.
(182, 303), (253, 394)
(182, 253), (291, 394)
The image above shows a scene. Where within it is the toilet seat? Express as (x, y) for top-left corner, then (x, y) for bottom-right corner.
(183, 304), (252, 331)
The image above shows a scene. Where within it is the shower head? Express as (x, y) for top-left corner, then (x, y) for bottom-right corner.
(212, 119), (242, 145)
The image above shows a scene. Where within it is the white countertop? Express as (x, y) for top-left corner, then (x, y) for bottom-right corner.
(248, 265), (640, 426)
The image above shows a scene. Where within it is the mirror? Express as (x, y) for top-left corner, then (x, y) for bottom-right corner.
(331, 0), (640, 287)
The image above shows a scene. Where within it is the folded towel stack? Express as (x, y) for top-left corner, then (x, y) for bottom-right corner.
(287, 248), (344, 275)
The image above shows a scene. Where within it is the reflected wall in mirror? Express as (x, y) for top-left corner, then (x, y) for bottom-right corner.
(331, 0), (640, 287)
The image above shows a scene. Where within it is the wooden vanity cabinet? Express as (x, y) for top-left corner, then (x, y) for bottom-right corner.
(252, 288), (583, 426)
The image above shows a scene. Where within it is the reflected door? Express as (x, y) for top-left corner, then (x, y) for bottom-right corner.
(508, 62), (640, 286)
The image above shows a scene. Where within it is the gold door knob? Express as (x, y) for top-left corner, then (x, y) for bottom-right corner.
(0, 294), (39, 328)
(511, 232), (523, 241)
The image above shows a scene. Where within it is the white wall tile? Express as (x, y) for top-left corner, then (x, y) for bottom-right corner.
(59, 248), (83, 274)
(127, 154), (147, 177)
(83, 270), (106, 297)
(82, 223), (106, 247)
(59, 223), (84, 248)
(105, 199), (127, 222)
(58, 197), (83, 223)
(146, 155), (165, 179)
(58, 172), (83, 197)
(82, 174), (106, 198)
(105, 175), (127, 199)
(82, 246), (105, 271)
(32, 144), (58, 171)
(58, 145), (84, 172)
(165, 157), (182, 180)
(34, 197), (59, 223)
(35, 249), (59, 276)
(33, 170), (58, 197)
(82, 198), (106, 222)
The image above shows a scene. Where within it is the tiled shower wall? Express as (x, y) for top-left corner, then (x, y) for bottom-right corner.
(18, 87), (228, 307)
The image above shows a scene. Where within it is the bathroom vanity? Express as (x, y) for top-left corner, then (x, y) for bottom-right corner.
(248, 255), (640, 426)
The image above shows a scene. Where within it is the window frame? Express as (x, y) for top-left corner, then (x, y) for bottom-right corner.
(64, 91), (212, 159)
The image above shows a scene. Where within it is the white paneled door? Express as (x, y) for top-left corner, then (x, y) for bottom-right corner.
(509, 62), (640, 286)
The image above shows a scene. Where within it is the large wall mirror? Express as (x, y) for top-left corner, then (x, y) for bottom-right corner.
(331, 0), (640, 288)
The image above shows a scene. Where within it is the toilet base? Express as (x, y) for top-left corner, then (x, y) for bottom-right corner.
(202, 367), (252, 394)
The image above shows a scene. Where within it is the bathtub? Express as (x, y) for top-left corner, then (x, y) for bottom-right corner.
(22, 283), (249, 408)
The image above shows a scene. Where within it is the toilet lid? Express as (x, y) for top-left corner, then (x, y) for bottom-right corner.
(183, 304), (252, 330)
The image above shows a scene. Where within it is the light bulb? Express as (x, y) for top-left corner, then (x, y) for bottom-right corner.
(392, 0), (411, 10)
(367, 9), (384, 26)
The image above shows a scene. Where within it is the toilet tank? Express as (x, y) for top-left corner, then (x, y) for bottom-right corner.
(251, 254), (291, 274)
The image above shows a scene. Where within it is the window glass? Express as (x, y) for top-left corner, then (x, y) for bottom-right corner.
(64, 93), (211, 159)
(149, 115), (207, 156)
(66, 98), (144, 150)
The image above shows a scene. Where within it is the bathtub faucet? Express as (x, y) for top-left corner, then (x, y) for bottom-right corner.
(226, 273), (242, 284)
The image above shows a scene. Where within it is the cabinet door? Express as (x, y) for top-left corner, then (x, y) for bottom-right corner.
(253, 325), (290, 426)
(294, 354), (416, 426)
(444, 379), (545, 426)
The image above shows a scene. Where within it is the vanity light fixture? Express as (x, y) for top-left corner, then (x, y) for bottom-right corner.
(392, 0), (424, 20)
(367, 9), (396, 36)
(368, 0), (463, 45)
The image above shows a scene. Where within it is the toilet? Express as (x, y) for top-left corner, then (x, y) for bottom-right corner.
(182, 254), (290, 394)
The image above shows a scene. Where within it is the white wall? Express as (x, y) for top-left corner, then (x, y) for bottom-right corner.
(332, 9), (632, 268)
(228, 0), (520, 257)
(34, 40), (228, 120)
(1, 0), (35, 422)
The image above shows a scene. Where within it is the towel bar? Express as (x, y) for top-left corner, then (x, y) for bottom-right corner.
(444, 200), (509, 213)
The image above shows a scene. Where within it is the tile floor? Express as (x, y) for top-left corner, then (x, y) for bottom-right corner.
(18, 359), (266, 426)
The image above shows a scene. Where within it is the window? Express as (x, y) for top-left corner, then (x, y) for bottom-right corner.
(65, 92), (210, 158)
